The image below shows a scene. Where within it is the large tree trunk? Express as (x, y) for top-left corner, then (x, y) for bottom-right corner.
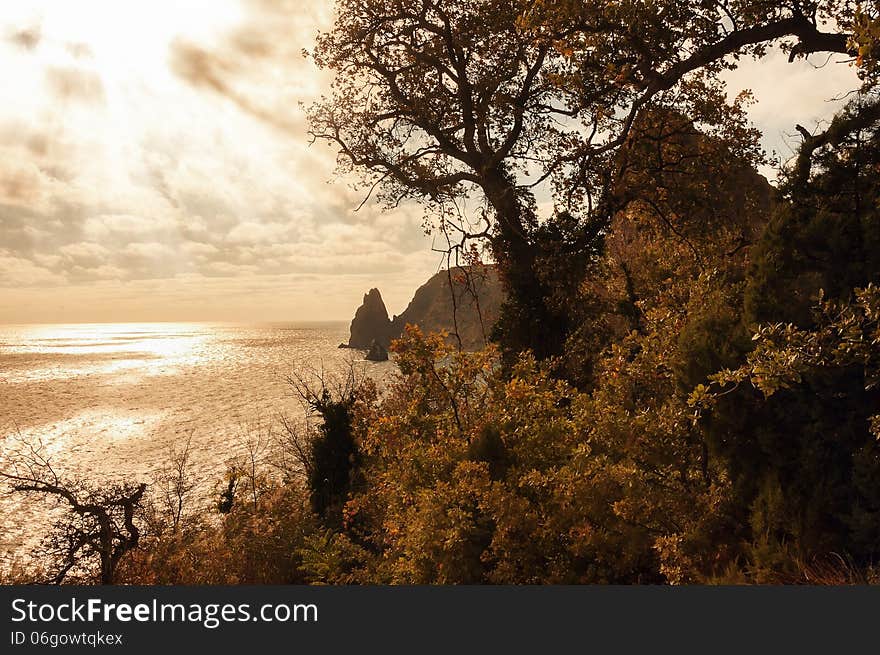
(482, 169), (568, 363)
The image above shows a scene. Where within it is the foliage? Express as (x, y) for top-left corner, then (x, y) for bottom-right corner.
(747, 100), (880, 326)
(123, 482), (317, 585)
(287, 366), (374, 527)
(0, 438), (146, 585)
(299, 324), (729, 584)
(306, 391), (358, 523)
(692, 285), (880, 568)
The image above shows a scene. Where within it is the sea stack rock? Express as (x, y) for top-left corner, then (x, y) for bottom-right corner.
(365, 340), (389, 362)
(348, 288), (393, 348)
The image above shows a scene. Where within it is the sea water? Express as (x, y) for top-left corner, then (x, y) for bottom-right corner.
(0, 321), (393, 566)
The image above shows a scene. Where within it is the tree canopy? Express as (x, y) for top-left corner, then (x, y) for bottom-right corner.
(308, 0), (867, 362)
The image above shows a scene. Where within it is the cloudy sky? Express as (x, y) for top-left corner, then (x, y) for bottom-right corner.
(0, 1), (861, 324)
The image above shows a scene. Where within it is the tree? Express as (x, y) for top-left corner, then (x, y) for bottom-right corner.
(0, 438), (146, 584)
(147, 432), (196, 535)
(692, 285), (880, 570)
(308, 0), (575, 362)
(287, 365), (369, 526)
(747, 97), (880, 327)
(308, 0), (857, 361)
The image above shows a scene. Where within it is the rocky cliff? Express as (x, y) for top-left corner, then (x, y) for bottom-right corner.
(347, 266), (504, 351)
(347, 288), (396, 349)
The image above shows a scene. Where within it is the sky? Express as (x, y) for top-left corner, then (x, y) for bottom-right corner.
(0, 0), (863, 324)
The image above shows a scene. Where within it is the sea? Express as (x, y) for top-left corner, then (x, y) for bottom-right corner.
(0, 322), (395, 568)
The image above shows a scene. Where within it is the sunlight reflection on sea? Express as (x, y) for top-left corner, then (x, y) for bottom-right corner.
(0, 321), (392, 568)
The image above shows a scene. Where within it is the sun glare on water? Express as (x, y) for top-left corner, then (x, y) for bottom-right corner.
(0, 322), (215, 385)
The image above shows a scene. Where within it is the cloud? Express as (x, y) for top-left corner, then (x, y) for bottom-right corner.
(180, 241), (218, 258)
(58, 242), (110, 267)
(0, 0), (426, 321)
(7, 25), (41, 51)
(82, 214), (167, 239)
(167, 0), (329, 136)
(65, 42), (93, 59)
(44, 66), (105, 104)
(0, 161), (45, 206)
(0, 120), (75, 173)
(169, 40), (301, 134)
(225, 221), (292, 245)
(0, 252), (66, 287)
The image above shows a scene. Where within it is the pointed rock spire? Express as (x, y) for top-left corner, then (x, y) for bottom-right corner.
(348, 288), (393, 348)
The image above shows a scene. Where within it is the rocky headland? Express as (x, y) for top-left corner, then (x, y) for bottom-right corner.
(345, 266), (504, 352)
